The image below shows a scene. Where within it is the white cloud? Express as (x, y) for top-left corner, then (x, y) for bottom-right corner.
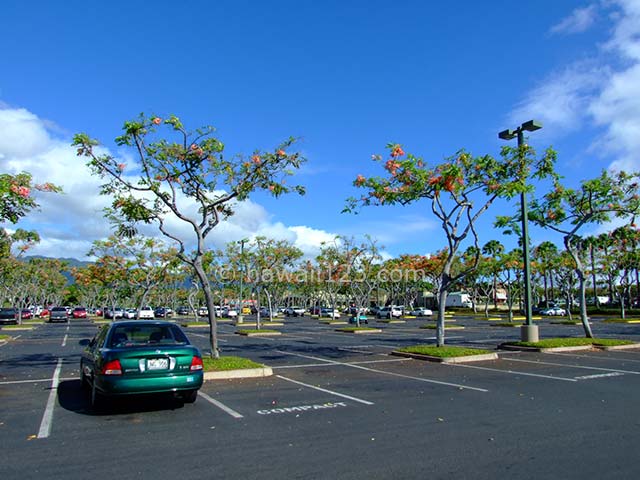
(549, 4), (598, 35)
(0, 105), (341, 262)
(507, 62), (608, 134)
(508, 1), (640, 173)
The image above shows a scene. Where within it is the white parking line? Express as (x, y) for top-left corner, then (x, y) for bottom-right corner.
(548, 351), (640, 364)
(61, 334), (68, 347)
(37, 358), (63, 439)
(445, 363), (578, 382)
(189, 333), (228, 343)
(198, 391), (244, 418)
(276, 350), (488, 392)
(0, 377), (75, 385)
(576, 372), (625, 380)
(276, 375), (374, 405)
(505, 357), (640, 375)
(273, 358), (410, 370)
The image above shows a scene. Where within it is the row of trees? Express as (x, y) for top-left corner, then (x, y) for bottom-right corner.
(26, 226), (631, 326)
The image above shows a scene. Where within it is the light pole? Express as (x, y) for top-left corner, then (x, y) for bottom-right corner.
(236, 238), (249, 325)
(498, 119), (542, 342)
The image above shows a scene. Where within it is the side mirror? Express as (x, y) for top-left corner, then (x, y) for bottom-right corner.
(78, 339), (93, 347)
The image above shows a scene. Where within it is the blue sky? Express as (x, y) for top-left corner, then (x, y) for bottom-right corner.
(2, 0), (640, 261)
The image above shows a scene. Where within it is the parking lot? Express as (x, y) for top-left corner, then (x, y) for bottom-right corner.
(1, 315), (640, 479)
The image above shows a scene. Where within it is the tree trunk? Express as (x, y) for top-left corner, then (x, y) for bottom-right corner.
(193, 259), (219, 359)
(436, 288), (447, 347)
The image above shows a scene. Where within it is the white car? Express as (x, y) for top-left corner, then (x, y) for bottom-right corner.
(541, 306), (566, 316)
(284, 306), (306, 317)
(138, 306), (155, 319)
(320, 308), (340, 319)
(223, 307), (238, 318)
(377, 306), (402, 319)
(124, 308), (137, 319)
(408, 307), (433, 317)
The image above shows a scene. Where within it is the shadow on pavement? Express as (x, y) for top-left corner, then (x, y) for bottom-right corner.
(57, 379), (187, 416)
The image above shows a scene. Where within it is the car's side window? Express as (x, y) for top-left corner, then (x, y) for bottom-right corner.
(92, 326), (108, 351)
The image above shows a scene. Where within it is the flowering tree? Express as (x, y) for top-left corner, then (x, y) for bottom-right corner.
(73, 114), (305, 357)
(0, 173), (60, 257)
(516, 170), (640, 337)
(346, 142), (556, 346)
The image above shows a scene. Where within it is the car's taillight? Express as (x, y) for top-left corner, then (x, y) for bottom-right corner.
(102, 359), (123, 375)
(190, 356), (203, 371)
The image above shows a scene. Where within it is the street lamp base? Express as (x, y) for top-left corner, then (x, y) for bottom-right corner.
(236, 315), (244, 325)
(520, 324), (539, 343)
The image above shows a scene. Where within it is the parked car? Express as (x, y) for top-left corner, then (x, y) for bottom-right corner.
(197, 307), (208, 317)
(104, 308), (125, 319)
(284, 306), (306, 317)
(72, 307), (88, 319)
(349, 314), (368, 324)
(377, 306), (402, 319)
(541, 306), (567, 316)
(320, 308), (341, 319)
(138, 306), (155, 320)
(49, 306), (69, 323)
(124, 308), (137, 319)
(175, 306), (191, 316)
(20, 309), (34, 320)
(408, 307), (433, 317)
(223, 307), (238, 318)
(154, 307), (172, 318)
(0, 307), (18, 325)
(79, 320), (204, 407)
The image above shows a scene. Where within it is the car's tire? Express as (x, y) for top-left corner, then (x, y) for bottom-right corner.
(80, 366), (90, 391)
(90, 381), (102, 409)
(182, 389), (198, 404)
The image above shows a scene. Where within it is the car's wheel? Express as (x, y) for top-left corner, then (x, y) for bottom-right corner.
(91, 381), (103, 409)
(80, 365), (90, 390)
(182, 389), (198, 404)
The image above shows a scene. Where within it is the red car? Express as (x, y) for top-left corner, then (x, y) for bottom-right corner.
(20, 309), (33, 320)
(72, 307), (87, 319)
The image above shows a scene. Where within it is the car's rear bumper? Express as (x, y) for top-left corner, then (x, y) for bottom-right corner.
(96, 372), (204, 396)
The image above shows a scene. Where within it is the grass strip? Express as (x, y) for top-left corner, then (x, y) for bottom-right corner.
(510, 338), (634, 348)
(0, 334), (10, 341)
(202, 356), (264, 372)
(336, 327), (380, 332)
(396, 345), (492, 357)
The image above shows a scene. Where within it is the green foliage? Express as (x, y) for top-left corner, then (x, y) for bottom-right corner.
(201, 356), (264, 371)
(73, 114), (306, 244)
(396, 345), (492, 357)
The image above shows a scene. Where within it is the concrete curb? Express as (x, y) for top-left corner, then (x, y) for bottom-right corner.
(204, 367), (273, 381)
(235, 331), (282, 337)
(1, 326), (34, 331)
(498, 344), (594, 353)
(391, 351), (499, 363)
(420, 325), (465, 330)
(594, 343), (640, 351)
(335, 328), (383, 334)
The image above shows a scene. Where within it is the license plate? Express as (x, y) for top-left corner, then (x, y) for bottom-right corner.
(147, 358), (169, 370)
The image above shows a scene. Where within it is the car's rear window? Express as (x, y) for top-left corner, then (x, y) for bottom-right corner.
(108, 325), (189, 348)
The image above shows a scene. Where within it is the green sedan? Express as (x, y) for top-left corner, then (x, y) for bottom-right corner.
(80, 320), (204, 407)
